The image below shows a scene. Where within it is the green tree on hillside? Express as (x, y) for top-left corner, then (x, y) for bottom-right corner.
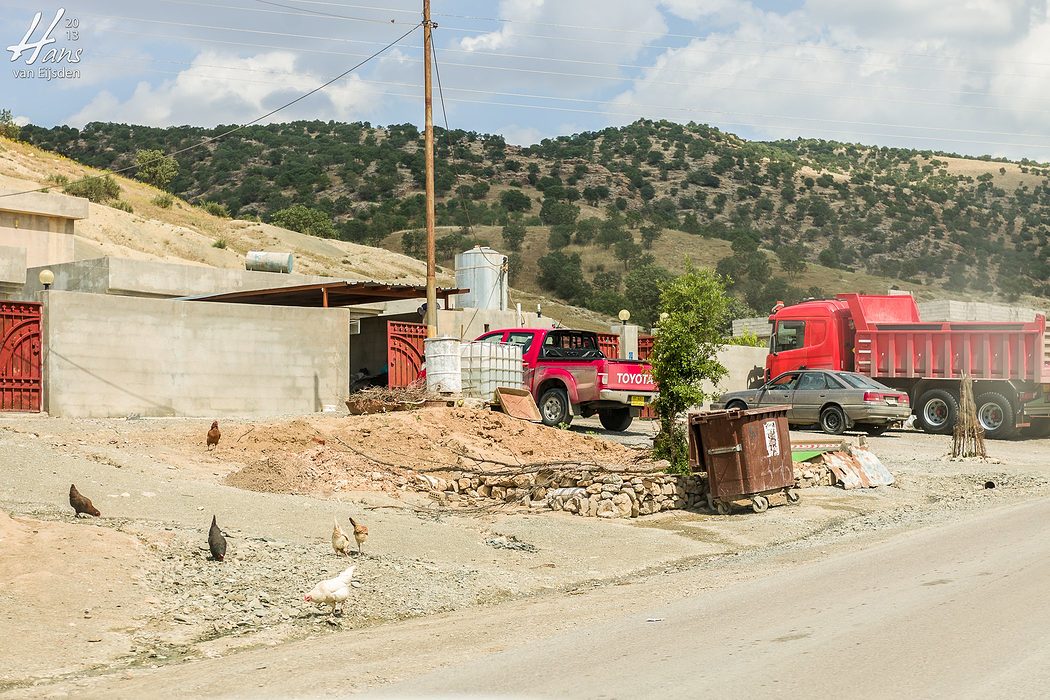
(0, 109), (20, 139)
(133, 149), (179, 190)
(271, 204), (336, 238)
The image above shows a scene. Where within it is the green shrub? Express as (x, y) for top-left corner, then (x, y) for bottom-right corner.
(63, 174), (120, 203)
(200, 200), (230, 218)
(212, 237), (228, 249)
(110, 199), (133, 213)
(151, 193), (174, 208)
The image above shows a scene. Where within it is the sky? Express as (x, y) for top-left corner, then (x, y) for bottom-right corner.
(5, 0), (1050, 161)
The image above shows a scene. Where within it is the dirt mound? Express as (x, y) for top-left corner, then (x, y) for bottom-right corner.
(0, 511), (151, 685)
(222, 408), (645, 498)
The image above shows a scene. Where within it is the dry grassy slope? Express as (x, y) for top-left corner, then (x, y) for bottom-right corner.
(0, 138), (608, 329)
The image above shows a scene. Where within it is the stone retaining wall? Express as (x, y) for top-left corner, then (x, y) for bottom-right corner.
(417, 467), (706, 518)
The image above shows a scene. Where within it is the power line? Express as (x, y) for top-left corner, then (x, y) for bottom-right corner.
(0, 22), (422, 199)
(267, 1), (1050, 71)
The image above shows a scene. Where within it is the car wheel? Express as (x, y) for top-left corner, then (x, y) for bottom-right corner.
(598, 408), (633, 432)
(819, 405), (846, 435)
(538, 387), (570, 427)
(725, 400), (748, 411)
(861, 424), (891, 437)
(916, 389), (958, 435)
(975, 392), (1017, 440)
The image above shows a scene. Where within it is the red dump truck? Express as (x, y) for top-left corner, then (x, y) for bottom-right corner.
(476, 327), (657, 431)
(766, 293), (1050, 438)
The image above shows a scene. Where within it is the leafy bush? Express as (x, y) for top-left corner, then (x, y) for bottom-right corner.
(200, 201), (231, 218)
(63, 174), (120, 203)
(110, 199), (133, 213)
(151, 193), (174, 208)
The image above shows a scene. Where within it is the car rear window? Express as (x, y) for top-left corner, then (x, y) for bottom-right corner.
(837, 373), (889, 390)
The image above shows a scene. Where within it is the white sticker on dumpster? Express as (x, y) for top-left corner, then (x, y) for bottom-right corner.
(764, 420), (780, 457)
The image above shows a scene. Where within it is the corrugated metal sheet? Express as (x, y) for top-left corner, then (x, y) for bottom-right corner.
(822, 447), (895, 489)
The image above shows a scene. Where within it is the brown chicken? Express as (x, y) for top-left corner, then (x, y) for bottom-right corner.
(206, 421), (221, 450)
(208, 515), (227, 561)
(348, 515), (368, 554)
(69, 483), (100, 518)
(331, 518), (351, 557)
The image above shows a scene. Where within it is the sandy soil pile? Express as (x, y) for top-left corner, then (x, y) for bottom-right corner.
(222, 407), (646, 497)
(0, 511), (151, 683)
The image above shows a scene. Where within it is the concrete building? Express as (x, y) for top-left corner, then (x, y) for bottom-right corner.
(0, 191), (88, 269)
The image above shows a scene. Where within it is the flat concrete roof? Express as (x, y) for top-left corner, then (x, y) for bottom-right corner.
(188, 280), (468, 307)
(0, 190), (89, 220)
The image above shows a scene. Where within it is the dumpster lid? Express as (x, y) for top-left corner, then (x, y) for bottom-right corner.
(689, 405), (791, 424)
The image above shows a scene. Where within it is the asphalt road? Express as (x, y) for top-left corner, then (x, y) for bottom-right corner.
(375, 496), (1050, 699)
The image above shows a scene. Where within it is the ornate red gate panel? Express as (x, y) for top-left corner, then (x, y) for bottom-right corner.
(387, 321), (427, 388)
(0, 301), (42, 412)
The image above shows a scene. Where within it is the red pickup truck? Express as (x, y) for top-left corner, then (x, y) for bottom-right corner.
(476, 328), (657, 431)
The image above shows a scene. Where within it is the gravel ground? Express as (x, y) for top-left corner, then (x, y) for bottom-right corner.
(2, 413), (1048, 695)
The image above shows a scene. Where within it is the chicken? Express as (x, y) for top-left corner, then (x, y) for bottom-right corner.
(304, 565), (356, 615)
(206, 421), (221, 450)
(348, 515), (368, 554)
(69, 483), (100, 518)
(208, 515), (227, 561)
(331, 518), (351, 557)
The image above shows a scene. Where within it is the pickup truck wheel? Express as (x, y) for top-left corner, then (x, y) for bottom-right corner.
(598, 408), (633, 432)
(975, 392), (1017, 439)
(538, 387), (570, 427)
(819, 405), (846, 435)
(916, 389), (958, 435)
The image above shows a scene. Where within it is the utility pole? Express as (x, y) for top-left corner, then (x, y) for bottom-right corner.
(423, 0), (438, 338)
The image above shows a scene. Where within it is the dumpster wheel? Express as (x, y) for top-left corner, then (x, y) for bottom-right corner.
(708, 494), (732, 516)
(786, 488), (801, 504)
(751, 495), (769, 513)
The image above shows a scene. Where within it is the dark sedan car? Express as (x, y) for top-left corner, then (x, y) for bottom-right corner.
(711, 369), (912, 435)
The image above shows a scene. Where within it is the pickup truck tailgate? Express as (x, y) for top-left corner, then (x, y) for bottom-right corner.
(602, 361), (656, 392)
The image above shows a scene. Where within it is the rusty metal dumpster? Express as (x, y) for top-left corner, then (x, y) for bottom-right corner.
(688, 405), (798, 514)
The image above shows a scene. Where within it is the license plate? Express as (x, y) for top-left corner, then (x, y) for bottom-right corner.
(886, 398), (897, 405)
(630, 395), (645, 407)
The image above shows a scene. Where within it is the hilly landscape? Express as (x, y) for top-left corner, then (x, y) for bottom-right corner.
(16, 118), (1050, 325)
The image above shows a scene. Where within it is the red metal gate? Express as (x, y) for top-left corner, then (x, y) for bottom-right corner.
(387, 320), (427, 388)
(597, 333), (620, 359)
(0, 301), (42, 411)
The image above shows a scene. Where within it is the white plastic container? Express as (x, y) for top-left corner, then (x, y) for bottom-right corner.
(460, 341), (524, 402)
(425, 337), (462, 394)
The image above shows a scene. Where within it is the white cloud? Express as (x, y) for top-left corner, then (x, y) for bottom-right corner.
(65, 50), (385, 128)
(499, 124), (544, 145)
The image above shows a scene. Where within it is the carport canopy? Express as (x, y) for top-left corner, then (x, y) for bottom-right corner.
(187, 280), (468, 308)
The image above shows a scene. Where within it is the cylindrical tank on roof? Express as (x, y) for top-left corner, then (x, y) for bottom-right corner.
(454, 246), (507, 310)
(245, 251), (294, 273)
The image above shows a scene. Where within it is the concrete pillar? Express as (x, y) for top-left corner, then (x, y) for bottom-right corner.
(612, 323), (639, 359)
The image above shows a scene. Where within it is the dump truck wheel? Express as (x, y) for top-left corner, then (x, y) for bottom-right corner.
(916, 389), (958, 435)
(975, 392), (1017, 440)
(598, 408), (633, 432)
(538, 387), (570, 427)
(819, 405), (846, 435)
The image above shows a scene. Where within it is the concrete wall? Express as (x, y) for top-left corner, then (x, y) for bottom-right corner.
(43, 291), (349, 418)
(0, 191), (87, 269)
(22, 257), (342, 300)
(706, 345), (769, 396)
(732, 316), (773, 339)
(0, 244), (26, 298)
(436, 307), (554, 340)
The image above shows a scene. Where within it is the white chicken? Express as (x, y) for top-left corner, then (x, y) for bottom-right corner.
(304, 565), (356, 615)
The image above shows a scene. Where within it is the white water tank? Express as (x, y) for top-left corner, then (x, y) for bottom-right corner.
(460, 341), (524, 402)
(455, 246), (507, 310)
(425, 337), (462, 394)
